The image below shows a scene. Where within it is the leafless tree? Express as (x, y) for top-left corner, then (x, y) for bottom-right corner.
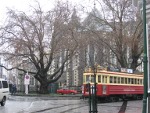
(0, 1), (80, 93)
(83, 0), (143, 71)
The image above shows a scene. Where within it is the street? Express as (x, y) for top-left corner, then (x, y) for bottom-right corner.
(0, 95), (142, 113)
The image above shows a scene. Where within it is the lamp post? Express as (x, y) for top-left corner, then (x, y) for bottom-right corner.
(142, 0), (148, 113)
(93, 66), (97, 113)
(88, 66), (98, 113)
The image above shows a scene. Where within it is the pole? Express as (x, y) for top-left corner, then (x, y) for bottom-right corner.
(92, 86), (94, 112)
(142, 0), (148, 113)
(88, 83), (91, 113)
(94, 69), (97, 113)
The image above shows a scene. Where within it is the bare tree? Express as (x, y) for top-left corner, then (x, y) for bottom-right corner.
(0, 2), (80, 93)
(83, 0), (143, 71)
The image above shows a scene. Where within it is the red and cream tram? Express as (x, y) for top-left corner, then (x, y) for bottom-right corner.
(82, 65), (143, 101)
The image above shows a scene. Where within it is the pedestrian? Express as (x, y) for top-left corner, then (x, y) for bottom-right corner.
(11, 84), (17, 95)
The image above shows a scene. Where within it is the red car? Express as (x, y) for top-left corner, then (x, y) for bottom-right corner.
(57, 88), (77, 95)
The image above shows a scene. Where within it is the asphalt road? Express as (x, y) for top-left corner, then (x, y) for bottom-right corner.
(0, 95), (143, 113)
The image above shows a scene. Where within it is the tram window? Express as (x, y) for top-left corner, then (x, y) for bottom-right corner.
(125, 78), (127, 84)
(128, 78), (131, 84)
(91, 75), (94, 83)
(83, 76), (85, 83)
(114, 77), (117, 83)
(118, 77), (120, 83)
(137, 79), (139, 84)
(86, 75), (90, 83)
(135, 79), (137, 84)
(105, 76), (107, 83)
(136, 79), (139, 84)
(102, 76), (107, 83)
(98, 75), (101, 83)
(131, 79), (134, 84)
(110, 76), (113, 83)
(140, 79), (142, 85)
(102, 76), (104, 83)
(121, 77), (124, 84)
(137, 79), (140, 84)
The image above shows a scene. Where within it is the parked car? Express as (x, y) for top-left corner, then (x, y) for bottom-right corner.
(57, 88), (77, 95)
(0, 79), (9, 106)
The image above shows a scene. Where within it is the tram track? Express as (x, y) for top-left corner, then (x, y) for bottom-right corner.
(19, 100), (139, 113)
(29, 101), (128, 113)
(30, 102), (87, 113)
(118, 101), (127, 113)
(30, 102), (128, 113)
(59, 105), (87, 113)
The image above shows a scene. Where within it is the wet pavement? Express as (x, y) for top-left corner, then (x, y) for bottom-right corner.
(7, 95), (143, 113)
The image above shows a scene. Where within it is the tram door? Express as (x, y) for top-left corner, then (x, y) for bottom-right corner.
(102, 85), (107, 94)
(102, 75), (108, 95)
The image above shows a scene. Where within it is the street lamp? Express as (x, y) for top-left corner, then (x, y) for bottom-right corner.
(142, 0), (148, 113)
(87, 65), (98, 113)
(93, 66), (97, 113)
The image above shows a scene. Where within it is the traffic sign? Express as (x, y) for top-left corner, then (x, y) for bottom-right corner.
(24, 73), (30, 85)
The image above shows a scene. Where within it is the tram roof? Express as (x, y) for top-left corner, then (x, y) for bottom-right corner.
(83, 69), (143, 77)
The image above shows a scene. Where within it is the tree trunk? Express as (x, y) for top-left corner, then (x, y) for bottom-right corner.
(39, 82), (49, 94)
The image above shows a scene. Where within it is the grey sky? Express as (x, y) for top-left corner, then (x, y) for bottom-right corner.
(0, 0), (93, 25)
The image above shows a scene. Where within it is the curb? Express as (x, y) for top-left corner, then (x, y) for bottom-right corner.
(8, 93), (83, 100)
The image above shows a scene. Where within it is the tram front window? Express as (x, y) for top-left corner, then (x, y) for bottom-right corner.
(91, 75), (94, 83)
(86, 75), (90, 83)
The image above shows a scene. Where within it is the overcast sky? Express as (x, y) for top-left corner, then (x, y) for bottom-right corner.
(0, 0), (93, 25)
